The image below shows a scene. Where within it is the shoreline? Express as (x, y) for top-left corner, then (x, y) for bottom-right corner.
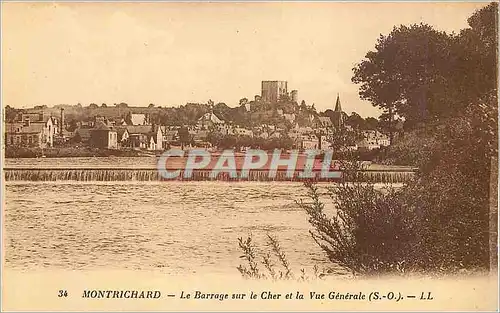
(3, 146), (388, 161)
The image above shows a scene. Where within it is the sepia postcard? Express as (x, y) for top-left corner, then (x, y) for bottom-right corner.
(1, 1), (499, 311)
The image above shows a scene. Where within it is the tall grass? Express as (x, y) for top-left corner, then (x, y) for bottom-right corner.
(237, 234), (321, 281)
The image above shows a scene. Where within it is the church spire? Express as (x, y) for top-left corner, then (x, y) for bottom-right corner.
(334, 93), (342, 112)
(332, 93), (344, 129)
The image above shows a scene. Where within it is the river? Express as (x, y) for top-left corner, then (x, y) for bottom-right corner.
(4, 180), (337, 276)
(4, 157), (405, 277)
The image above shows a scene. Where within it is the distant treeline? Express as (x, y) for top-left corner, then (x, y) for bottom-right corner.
(5, 98), (385, 131)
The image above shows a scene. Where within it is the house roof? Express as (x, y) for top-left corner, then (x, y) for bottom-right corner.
(93, 121), (111, 131)
(116, 128), (129, 137)
(152, 125), (163, 133)
(5, 123), (24, 133)
(116, 125), (153, 135)
(18, 124), (46, 134)
(21, 113), (43, 122)
(42, 115), (56, 123)
(198, 112), (224, 124)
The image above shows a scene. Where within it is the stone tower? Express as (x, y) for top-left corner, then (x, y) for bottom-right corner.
(261, 81), (288, 103)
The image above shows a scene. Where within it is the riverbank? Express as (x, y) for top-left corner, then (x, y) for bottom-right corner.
(3, 146), (387, 162)
(4, 147), (152, 158)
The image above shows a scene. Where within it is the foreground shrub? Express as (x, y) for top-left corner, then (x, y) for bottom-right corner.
(298, 182), (417, 276)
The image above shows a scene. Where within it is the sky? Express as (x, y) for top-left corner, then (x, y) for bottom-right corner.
(1, 2), (488, 117)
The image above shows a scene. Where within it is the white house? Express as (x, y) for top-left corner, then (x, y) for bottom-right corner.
(357, 130), (390, 150)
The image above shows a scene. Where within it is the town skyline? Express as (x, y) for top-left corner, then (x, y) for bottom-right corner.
(2, 2), (486, 117)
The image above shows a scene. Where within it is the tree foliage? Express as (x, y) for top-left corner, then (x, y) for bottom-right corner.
(352, 23), (462, 129)
(353, 3), (497, 131)
(177, 126), (191, 148)
(299, 2), (498, 276)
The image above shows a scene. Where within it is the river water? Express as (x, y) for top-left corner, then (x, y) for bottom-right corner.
(4, 179), (338, 276)
(4, 157), (405, 277)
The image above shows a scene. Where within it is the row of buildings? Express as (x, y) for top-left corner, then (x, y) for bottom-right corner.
(5, 95), (390, 152)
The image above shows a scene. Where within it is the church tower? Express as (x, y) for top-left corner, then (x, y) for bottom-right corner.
(332, 93), (344, 129)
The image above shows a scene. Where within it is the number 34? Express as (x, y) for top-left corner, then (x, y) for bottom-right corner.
(58, 290), (68, 297)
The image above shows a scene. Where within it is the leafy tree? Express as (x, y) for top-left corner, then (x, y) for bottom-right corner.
(67, 119), (78, 132)
(4, 105), (18, 122)
(71, 132), (81, 143)
(239, 98), (249, 106)
(148, 103), (155, 108)
(206, 131), (222, 147)
(456, 2), (498, 105)
(401, 89), (497, 269)
(218, 135), (238, 150)
(101, 103), (107, 108)
(345, 112), (365, 130)
(364, 117), (378, 130)
(124, 112), (133, 125)
(178, 127), (191, 149)
(89, 103), (98, 109)
(352, 2), (498, 271)
(352, 23), (459, 135)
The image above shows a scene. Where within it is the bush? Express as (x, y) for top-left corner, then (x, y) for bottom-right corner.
(375, 126), (442, 167)
(298, 182), (417, 276)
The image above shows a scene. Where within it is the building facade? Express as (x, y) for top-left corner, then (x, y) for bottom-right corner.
(5, 116), (56, 148)
(90, 122), (118, 149)
(357, 130), (391, 150)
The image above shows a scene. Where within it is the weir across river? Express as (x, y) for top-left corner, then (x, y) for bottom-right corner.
(3, 167), (417, 183)
(3, 156), (418, 182)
